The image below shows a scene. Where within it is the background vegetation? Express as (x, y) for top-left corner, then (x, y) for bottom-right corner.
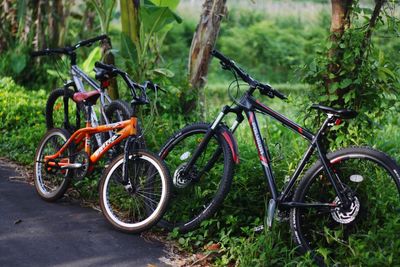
(0, 0), (399, 266)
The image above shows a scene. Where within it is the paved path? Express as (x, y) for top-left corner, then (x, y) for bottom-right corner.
(0, 163), (169, 267)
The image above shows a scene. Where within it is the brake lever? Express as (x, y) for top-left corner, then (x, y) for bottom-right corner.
(220, 61), (230, 71)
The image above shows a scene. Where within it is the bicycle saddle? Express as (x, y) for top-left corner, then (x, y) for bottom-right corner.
(311, 104), (358, 119)
(73, 90), (100, 105)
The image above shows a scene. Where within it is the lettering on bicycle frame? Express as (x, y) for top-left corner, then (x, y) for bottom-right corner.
(93, 133), (121, 158)
(249, 112), (268, 166)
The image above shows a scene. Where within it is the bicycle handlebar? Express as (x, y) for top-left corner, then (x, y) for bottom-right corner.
(94, 61), (164, 104)
(76, 34), (108, 48)
(211, 50), (287, 100)
(31, 35), (108, 58)
(31, 48), (69, 57)
(94, 61), (119, 73)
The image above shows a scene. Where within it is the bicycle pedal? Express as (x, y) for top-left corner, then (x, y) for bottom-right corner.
(253, 225), (264, 233)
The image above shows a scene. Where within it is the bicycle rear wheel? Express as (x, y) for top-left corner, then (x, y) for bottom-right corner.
(290, 147), (400, 265)
(99, 150), (171, 233)
(34, 128), (74, 201)
(159, 123), (234, 233)
(46, 87), (82, 133)
(103, 100), (146, 154)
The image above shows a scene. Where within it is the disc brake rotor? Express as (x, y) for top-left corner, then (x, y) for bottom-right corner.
(331, 196), (360, 224)
(173, 163), (197, 189)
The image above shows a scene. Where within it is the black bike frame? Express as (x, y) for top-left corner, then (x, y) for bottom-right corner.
(185, 91), (350, 210)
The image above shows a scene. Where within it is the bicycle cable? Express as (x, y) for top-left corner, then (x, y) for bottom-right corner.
(53, 55), (69, 84)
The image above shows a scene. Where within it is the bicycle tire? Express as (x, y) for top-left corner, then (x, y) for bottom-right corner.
(290, 146), (400, 265)
(34, 128), (74, 201)
(99, 150), (171, 233)
(45, 87), (82, 133)
(158, 123), (234, 233)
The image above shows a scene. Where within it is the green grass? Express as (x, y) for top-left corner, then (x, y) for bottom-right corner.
(2, 75), (399, 266)
(165, 78), (400, 266)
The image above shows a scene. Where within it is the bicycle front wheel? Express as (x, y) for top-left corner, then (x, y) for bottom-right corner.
(34, 128), (73, 201)
(290, 147), (400, 265)
(159, 123), (234, 233)
(99, 150), (171, 233)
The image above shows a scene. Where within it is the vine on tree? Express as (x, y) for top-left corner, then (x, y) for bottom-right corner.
(303, 0), (400, 146)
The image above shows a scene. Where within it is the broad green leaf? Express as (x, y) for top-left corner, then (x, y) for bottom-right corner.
(153, 68), (174, 77)
(82, 47), (101, 74)
(10, 54), (26, 74)
(120, 32), (138, 64)
(149, 0), (180, 9)
(329, 82), (339, 93)
(140, 1), (182, 35)
(339, 78), (352, 88)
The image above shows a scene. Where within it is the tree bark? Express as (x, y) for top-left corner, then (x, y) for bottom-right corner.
(328, 0), (352, 73)
(120, 0), (140, 47)
(34, 0), (46, 51)
(185, 0), (227, 114)
(101, 37), (119, 99)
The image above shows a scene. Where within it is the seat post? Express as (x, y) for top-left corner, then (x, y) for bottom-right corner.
(85, 104), (92, 127)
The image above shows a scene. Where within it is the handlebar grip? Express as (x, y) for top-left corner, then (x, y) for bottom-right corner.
(259, 84), (287, 100)
(78, 34), (108, 47)
(94, 61), (115, 72)
(31, 50), (49, 57)
(31, 48), (69, 57)
(211, 49), (231, 65)
(273, 89), (287, 100)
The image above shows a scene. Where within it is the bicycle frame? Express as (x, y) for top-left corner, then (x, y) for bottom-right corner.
(45, 117), (137, 169)
(62, 65), (114, 146)
(185, 91), (350, 215)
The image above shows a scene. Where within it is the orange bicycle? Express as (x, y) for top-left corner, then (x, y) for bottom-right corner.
(34, 62), (171, 233)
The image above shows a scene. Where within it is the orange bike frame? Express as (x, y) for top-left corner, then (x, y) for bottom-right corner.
(45, 117), (137, 167)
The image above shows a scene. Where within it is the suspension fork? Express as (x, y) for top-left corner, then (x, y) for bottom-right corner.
(182, 106), (243, 177)
(121, 136), (137, 186)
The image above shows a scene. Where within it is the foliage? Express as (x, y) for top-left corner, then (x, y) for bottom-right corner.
(89, 0), (116, 34)
(1, 2), (400, 266)
(118, 0), (182, 82)
(302, 0), (400, 146)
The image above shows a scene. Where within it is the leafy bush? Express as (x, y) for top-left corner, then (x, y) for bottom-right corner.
(0, 77), (47, 163)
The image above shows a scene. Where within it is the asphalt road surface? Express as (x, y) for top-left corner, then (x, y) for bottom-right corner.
(0, 163), (169, 267)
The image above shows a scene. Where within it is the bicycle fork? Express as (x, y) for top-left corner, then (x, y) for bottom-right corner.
(181, 106), (243, 178)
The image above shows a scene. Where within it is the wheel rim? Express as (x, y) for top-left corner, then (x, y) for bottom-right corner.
(102, 154), (167, 229)
(161, 129), (228, 229)
(35, 132), (70, 197)
(293, 155), (400, 263)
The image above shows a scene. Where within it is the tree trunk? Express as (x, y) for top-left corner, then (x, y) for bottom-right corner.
(101, 37), (119, 99)
(324, 0), (353, 106)
(328, 0), (352, 75)
(34, 0), (46, 51)
(120, 0), (140, 47)
(184, 0), (227, 115)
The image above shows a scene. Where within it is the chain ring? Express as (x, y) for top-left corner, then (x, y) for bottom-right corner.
(73, 151), (90, 180)
(44, 160), (59, 175)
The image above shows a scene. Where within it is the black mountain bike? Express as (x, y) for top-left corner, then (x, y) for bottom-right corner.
(159, 50), (400, 263)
